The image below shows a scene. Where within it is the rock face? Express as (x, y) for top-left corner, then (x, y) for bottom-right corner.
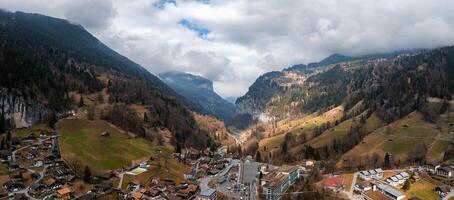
(159, 71), (236, 123)
(0, 92), (47, 130)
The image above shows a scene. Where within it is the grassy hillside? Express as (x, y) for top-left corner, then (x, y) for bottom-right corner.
(338, 112), (451, 167)
(257, 106), (343, 156)
(56, 119), (158, 172)
(307, 118), (354, 148)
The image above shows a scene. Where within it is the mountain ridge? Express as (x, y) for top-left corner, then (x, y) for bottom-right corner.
(159, 71), (236, 123)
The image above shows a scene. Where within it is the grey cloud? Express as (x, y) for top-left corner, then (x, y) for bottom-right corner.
(2, 0), (454, 97)
(63, 0), (117, 29)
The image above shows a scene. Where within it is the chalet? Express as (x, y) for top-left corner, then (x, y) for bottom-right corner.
(437, 165), (454, 178)
(168, 193), (183, 200)
(55, 160), (67, 167)
(8, 163), (20, 172)
(375, 183), (406, 200)
(100, 132), (110, 137)
(354, 182), (372, 192)
(33, 158), (43, 167)
(207, 168), (220, 175)
(24, 133), (37, 142)
(9, 173), (23, 182)
(0, 150), (12, 161)
(30, 173), (40, 180)
(29, 183), (46, 193)
(44, 177), (56, 187)
(3, 181), (25, 192)
(96, 170), (115, 180)
(183, 148), (201, 160)
(163, 178), (176, 186)
(43, 140), (53, 148)
(11, 138), (20, 146)
(181, 184), (198, 198)
(57, 187), (72, 200)
(323, 175), (344, 193)
(10, 193), (27, 200)
(423, 164), (440, 174)
(196, 188), (216, 200)
(46, 178), (64, 190)
(359, 168), (384, 180)
(27, 149), (38, 160)
(40, 130), (51, 138)
(92, 182), (112, 193)
(409, 173), (420, 183)
(44, 154), (57, 165)
(436, 185), (453, 197)
(148, 188), (160, 197)
(131, 191), (144, 200)
(386, 172), (409, 186)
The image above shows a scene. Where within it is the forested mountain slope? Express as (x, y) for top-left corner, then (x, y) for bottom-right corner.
(0, 10), (211, 149)
(240, 47), (454, 166)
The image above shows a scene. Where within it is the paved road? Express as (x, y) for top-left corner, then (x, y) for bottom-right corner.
(198, 159), (239, 191)
(9, 136), (54, 199)
(118, 172), (125, 189)
(12, 145), (30, 162)
(344, 172), (358, 199)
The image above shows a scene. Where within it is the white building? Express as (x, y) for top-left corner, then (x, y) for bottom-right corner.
(359, 168), (384, 180)
(261, 165), (300, 200)
(386, 172), (409, 186)
(196, 189), (216, 200)
(437, 165), (454, 178)
(375, 183), (406, 200)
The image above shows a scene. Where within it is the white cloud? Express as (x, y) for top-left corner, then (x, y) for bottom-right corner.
(1, 0), (454, 97)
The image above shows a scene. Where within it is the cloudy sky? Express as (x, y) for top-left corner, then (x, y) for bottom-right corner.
(2, 0), (454, 97)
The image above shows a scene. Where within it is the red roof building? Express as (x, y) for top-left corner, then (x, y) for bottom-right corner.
(324, 175), (344, 192)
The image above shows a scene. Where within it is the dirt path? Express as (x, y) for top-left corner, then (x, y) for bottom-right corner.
(427, 131), (442, 154)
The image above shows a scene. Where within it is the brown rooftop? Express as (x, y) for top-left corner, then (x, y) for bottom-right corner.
(263, 172), (288, 188)
(280, 165), (299, 173)
(57, 187), (71, 195)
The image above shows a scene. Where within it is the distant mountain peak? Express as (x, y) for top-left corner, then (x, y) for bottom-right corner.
(160, 71), (214, 92)
(159, 71), (236, 122)
(284, 53), (356, 72)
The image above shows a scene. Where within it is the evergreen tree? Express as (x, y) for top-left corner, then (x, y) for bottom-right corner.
(47, 111), (57, 129)
(79, 95), (84, 107)
(144, 112), (149, 123)
(384, 152), (391, 168)
(6, 131), (11, 145)
(209, 142), (216, 153)
(0, 113), (5, 134)
(282, 133), (290, 154)
(402, 179), (411, 190)
(0, 137), (4, 150)
(255, 150), (262, 162)
(83, 166), (91, 183)
(175, 142), (181, 154)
